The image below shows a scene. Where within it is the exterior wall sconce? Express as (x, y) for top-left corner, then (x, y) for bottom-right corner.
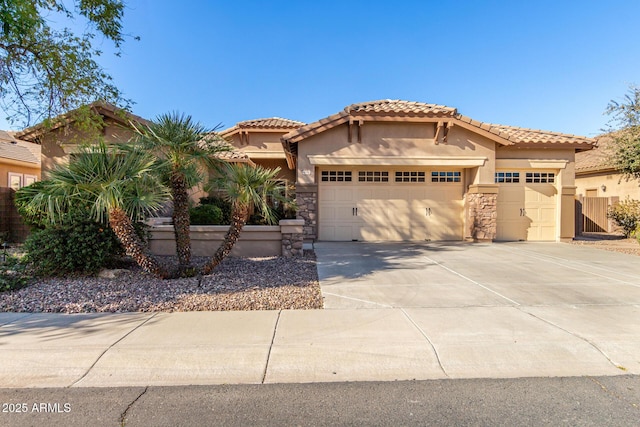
(601, 185), (606, 192)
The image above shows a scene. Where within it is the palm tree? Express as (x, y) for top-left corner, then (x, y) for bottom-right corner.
(130, 112), (232, 274)
(18, 142), (171, 278)
(200, 163), (285, 275)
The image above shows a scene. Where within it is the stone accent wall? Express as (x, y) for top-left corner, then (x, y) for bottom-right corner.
(466, 192), (497, 241)
(281, 231), (304, 257)
(296, 190), (317, 240)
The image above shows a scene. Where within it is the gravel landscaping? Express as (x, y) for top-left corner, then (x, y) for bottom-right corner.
(570, 233), (640, 256)
(0, 252), (322, 313)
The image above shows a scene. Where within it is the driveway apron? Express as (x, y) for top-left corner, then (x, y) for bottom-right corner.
(314, 241), (640, 377)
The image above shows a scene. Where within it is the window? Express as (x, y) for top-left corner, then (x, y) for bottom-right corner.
(431, 171), (461, 183)
(525, 172), (554, 183)
(321, 170), (352, 182)
(8, 173), (22, 190)
(8, 172), (38, 190)
(395, 171), (425, 182)
(24, 175), (37, 186)
(495, 172), (520, 183)
(359, 171), (389, 182)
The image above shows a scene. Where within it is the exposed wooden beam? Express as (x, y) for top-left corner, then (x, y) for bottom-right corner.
(434, 121), (443, 145)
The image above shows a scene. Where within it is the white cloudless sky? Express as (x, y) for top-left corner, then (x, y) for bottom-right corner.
(4, 0), (640, 137)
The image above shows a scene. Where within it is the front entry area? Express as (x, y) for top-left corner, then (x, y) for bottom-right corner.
(318, 168), (464, 241)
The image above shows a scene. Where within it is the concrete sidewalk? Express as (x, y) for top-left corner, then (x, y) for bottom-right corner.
(2, 242), (640, 388)
(0, 306), (636, 388)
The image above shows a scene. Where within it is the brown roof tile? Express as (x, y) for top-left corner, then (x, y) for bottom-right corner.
(215, 150), (255, 165)
(486, 124), (597, 147)
(282, 99), (596, 149)
(235, 117), (305, 129)
(575, 134), (614, 173)
(345, 99), (457, 116)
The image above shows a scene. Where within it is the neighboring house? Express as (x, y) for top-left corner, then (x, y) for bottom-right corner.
(221, 117), (306, 183)
(0, 130), (40, 242)
(0, 130), (41, 189)
(14, 101), (149, 176)
(575, 134), (640, 199)
(13, 102), (253, 202)
(277, 99), (595, 242)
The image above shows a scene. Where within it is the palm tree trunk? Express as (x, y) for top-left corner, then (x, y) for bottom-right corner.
(109, 207), (168, 279)
(170, 171), (192, 271)
(200, 204), (249, 275)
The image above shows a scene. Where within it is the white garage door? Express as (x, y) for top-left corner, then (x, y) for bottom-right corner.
(319, 169), (464, 241)
(496, 171), (557, 241)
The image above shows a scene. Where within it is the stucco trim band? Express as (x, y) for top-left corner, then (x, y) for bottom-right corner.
(496, 159), (568, 169)
(307, 155), (488, 167)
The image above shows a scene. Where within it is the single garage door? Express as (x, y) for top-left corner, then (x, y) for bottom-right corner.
(319, 169), (464, 241)
(496, 171), (557, 241)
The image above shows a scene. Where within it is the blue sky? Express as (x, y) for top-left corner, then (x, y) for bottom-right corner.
(6, 1), (640, 137)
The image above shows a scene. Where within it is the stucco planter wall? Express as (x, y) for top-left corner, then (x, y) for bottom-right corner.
(148, 219), (305, 258)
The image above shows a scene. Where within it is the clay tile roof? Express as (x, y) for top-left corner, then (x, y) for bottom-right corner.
(236, 117), (305, 129)
(221, 117), (305, 137)
(345, 99), (457, 116)
(214, 149), (255, 165)
(575, 134), (614, 173)
(487, 124), (597, 146)
(0, 130), (40, 164)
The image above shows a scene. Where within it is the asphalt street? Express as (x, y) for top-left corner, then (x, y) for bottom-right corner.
(1, 376), (639, 426)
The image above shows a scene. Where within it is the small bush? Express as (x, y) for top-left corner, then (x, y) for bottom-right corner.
(0, 255), (31, 292)
(189, 204), (223, 225)
(23, 220), (123, 276)
(199, 196), (232, 223)
(607, 198), (640, 238)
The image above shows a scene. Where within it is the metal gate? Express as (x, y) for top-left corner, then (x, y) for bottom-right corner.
(582, 197), (610, 232)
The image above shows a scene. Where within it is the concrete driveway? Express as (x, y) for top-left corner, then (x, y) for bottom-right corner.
(315, 241), (640, 377)
(315, 241), (640, 309)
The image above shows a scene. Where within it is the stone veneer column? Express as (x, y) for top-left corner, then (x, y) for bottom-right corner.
(466, 184), (499, 242)
(280, 219), (305, 257)
(295, 184), (318, 240)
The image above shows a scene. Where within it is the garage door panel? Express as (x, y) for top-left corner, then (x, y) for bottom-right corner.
(320, 224), (358, 241)
(497, 173), (557, 241)
(319, 171), (463, 242)
(319, 205), (354, 222)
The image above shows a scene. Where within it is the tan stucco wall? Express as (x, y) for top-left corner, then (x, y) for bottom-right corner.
(148, 220), (305, 258)
(226, 131), (295, 181)
(40, 118), (136, 176)
(227, 131), (288, 158)
(0, 163), (41, 187)
(297, 122), (496, 185)
(575, 171), (640, 199)
(254, 158), (295, 182)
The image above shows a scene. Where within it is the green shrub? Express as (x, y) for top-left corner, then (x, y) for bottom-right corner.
(189, 204), (223, 225)
(607, 198), (640, 238)
(23, 220), (123, 276)
(0, 255), (31, 292)
(199, 196), (232, 223)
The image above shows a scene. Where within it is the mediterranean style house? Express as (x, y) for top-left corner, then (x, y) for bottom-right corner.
(5, 99), (597, 243)
(229, 100), (596, 242)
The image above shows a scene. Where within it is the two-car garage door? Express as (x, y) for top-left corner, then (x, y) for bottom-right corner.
(318, 168), (559, 242)
(318, 169), (464, 241)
